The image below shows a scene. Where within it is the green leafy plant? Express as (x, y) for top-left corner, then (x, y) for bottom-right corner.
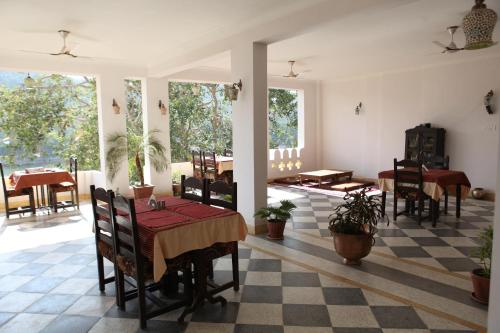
(254, 200), (297, 223)
(329, 189), (387, 235)
(106, 129), (168, 186)
(474, 226), (493, 278)
(171, 169), (182, 184)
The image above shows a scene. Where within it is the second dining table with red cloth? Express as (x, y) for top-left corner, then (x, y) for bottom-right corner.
(128, 197), (247, 282)
(378, 168), (471, 218)
(9, 168), (75, 191)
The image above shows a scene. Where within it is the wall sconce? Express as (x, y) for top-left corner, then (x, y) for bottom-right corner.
(485, 90), (494, 114)
(158, 99), (168, 115)
(355, 102), (363, 115)
(224, 79), (243, 101)
(112, 98), (120, 114)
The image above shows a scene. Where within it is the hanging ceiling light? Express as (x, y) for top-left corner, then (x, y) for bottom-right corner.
(463, 0), (497, 50)
(24, 73), (35, 88)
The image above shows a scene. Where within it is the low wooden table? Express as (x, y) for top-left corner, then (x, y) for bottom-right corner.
(299, 169), (353, 187)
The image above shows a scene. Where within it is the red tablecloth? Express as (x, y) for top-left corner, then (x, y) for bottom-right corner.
(9, 168), (75, 191)
(378, 169), (471, 189)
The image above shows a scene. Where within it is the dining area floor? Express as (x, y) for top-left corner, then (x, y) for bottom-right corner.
(0, 185), (491, 332)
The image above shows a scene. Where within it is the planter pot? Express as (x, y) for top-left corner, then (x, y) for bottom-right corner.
(471, 268), (490, 304)
(267, 219), (287, 240)
(471, 187), (486, 200)
(132, 184), (155, 199)
(172, 183), (181, 197)
(332, 231), (374, 265)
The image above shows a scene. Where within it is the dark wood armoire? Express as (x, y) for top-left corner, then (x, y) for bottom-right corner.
(404, 124), (446, 166)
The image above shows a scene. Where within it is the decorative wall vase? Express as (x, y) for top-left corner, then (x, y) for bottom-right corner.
(463, 0), (497, 50)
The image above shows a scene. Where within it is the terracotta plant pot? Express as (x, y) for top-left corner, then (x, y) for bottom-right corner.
(172, 183), (181, 197)
(471, 268), (490, 304)
(332, 231), (374, 265)
(132, 184), (155, 199)
(267, 219), (287, 240)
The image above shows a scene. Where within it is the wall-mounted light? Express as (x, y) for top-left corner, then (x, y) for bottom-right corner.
(158, 99), (168, 115)
(224, 79), (243, 101)
(485, 90), (494, 114)
(355, 102), (363, 115)
(112, 98), (120, 114)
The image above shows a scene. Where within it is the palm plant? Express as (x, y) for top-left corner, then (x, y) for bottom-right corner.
(474, 226), (493, 278)
(105, 129), (168, 186)
(254, 200), (297, 222)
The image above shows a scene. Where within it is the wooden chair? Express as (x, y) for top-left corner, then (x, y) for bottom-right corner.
(204, 179), (239, 291)
(202, 151), (219, 180)
(50, 157), (79, 212)
(424, 155), (450, 214)
(192, 150), (204, 178)
(223, 148), (233, 157)
(181, 175), (205, 203)
(1, 162), (36, 219)
(110, 194), (192, 329)
(90, 185), (120, 305)
(393, 158), (431, 225)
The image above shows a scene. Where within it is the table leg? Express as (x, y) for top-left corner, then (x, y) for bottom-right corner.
(456, 184), (461, 218)
(299, 175), (303, 186)
(381, 191), (386, 217)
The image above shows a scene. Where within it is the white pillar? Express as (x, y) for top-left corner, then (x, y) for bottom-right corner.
(231, 42), (268, 234)
(142, 77), (172, 195)
(488, 116), (500, 330)
(96, 72), (129, 194)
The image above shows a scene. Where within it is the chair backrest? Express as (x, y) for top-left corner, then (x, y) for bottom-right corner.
(423, 155), (449, 170)
(223, 148), (233, 157)
(0, 163), (8, 196)
(202, 151), (218, 174)
(110, 194), (144, 280)
(192, 150), (203, 177)
(69, 157), (78, 184)
(393, 158), (424, 197)
(90, 185), (115, 254)
(181, 175), (205, 202)
(205, 179), (237, 211)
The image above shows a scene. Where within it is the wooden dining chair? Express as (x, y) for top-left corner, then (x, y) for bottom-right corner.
(424, 155), (450, 214)
(50, 157), (79, 212)
(202, 151), (219, 180)
(204, 179), (239, 291)
(110, 194), (192, 329)
(192, 150), (204, 178)
(393, 158), (430, 225)
(90, 185), (120, 306)
(223, 148), (233, 157)
(1, 162), (36, 219)
(181, 175), (206, 203)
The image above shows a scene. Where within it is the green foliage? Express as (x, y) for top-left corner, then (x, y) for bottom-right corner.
(169, 82), (232, 163)
(474, 226), (493, 278)
(171, 169), (182, 184)
(254, 200), (297, 222)
(0, 74), (99, 171)
(105, 129), (168, 186)
(125, 79), (144, 184)
(328, 189), (387, 235)
(268, 88), (298, 149)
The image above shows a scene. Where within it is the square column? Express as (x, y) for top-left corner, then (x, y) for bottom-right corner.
(142, 77), (172, 195)
(231, 42), (268, 234)
(96, 72), (129, 194)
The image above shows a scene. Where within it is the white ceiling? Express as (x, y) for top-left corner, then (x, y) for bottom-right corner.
(0, 0), (499, 80)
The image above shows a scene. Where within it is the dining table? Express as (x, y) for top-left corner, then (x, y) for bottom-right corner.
(9, 167), (75, 210)
(216, 155), (233, 175)
(377, 168), (471, 221)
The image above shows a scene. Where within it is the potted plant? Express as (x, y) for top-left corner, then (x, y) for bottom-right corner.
(328, 189), (387, 265)
(172, 169), (182, 196)
(106, 129), (168, 199)
(471, 226), (493, 304)
(255, 200), (297, 240)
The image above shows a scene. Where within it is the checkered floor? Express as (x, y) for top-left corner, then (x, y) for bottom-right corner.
(275, 185), (493, 275)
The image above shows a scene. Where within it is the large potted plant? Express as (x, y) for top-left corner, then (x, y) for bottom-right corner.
(471, 226), (493, 304)
(329, 189), (386, 265)
(255, 200), (297, 240)
(106, 129), (168, 199)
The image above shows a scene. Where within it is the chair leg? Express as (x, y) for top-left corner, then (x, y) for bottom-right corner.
(231, 250), (239, 291)
(29, 192), (36, 214)
(75, 186), (80, 209)
(208, 260), (214, 280)
(444, 190), (448, 215)
(137, 277), (147, 329)
(118, 270), (126, 310)
(4, 198), (10, 219)
(417, 200), (423, 225)
(381, 191), (386, 217)
(96, 253), (105, 292)
(52, 191), (58, 213)
(393, 195), (397, 221)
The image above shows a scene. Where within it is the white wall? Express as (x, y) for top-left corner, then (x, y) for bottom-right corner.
(321, 56), (500, 192)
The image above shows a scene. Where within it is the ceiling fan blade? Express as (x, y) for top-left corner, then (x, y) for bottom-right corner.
(18, 49), (52, 55)
(432, 41), (448, 49)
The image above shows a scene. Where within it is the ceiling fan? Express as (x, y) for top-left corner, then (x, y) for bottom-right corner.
(19, 30), (89, 58)
(433, 26), (464, 54)
(282, 60), (301, 78)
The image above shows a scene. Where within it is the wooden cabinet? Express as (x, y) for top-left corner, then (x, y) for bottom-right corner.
(405, 124), (445, 166)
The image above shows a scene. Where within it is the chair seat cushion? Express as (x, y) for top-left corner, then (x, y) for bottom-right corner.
(116, 255), (154, 280)
(6, 187), (33, 198)
(97, 240), (115, 262)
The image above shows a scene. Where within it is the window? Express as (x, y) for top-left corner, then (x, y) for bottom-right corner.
(0, 71), (99, 174)
(268, 88), (298, 149)
(169, 82), (232, 163)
